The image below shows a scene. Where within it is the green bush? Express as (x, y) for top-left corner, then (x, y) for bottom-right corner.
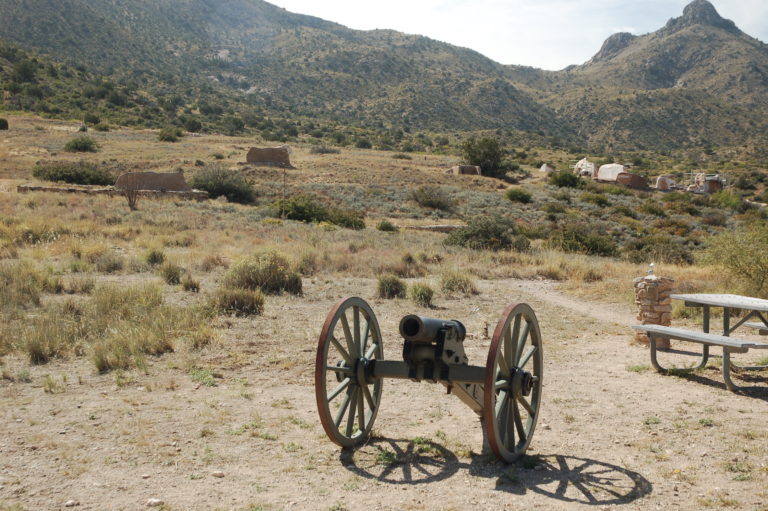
(144, 248), (165, 266)
(623, 236), (693, 265)
(408, 186), (454, 210)
(376, 220), (399, 232)
(440, 270), (478, 296)
(211, 287), (265, 316)
(0, 118), (8, 130)
(93, 123), (110, 132)
(189, 165), (256, 204)
(184, 118), (202, 133)
(355, 139), (372, 149)
(409, 282), (434, 307)
(546, 223), (618, 257)
(444, 217), (520, 251)
(377, 274), (406, 299)
(580, 192), (611, 208)
(274, 195), (365, 230)
(701, 223), (768, 297)
(639, 202), (667, 218)
(461, 137), (505, 178)
(158, 127), (182, 142)
(224, 250), (302, 295)
(710, 190), (744, 212)
(309, 145), (340, 154)
(506, 188), (532, 204)
(83, 113), (100, 125)
(32, 161), (114, 186)
(64, 136), (98, 153)
(548, 171), (582, 188)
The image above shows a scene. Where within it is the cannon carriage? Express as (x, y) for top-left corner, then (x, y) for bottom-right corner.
(315, 297), (543, 462)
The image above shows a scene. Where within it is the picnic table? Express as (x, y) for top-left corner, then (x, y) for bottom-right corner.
(632, 293), (768, 392)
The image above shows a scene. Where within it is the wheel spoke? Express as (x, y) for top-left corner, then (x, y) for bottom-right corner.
(327, 365), (352, 375)
(362, 383), (376, 411)
(357, 387), (365, 431)
(506, 395), (516, 448)
(345, 388), (358, 437)
(497, 351), (511, 378)
(334, 387), (354, 427)
(516, 321), (531, 364)
(361, 318), (370, 357)
(330, 337), (352, 365)
(364, 342), (378, 360)
(497, 394), (510, 444)
(353, 306), (361, 354)
(518, 345), (537, 369)
(495, 379), (509, 390)
(327, 378), (350, 402)
(495, 390), (508, 416)
(339, 313), (356, 358)
(517, 394), (534, 416)
(513, 400), (526, 445)
(506, 315), (521, 369)
(516, 319), (530, 363)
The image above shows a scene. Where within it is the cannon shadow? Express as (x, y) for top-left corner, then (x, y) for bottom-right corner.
(339, 438), (652, 505)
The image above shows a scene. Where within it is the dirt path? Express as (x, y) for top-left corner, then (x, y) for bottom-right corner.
(1, 278), (767, 511)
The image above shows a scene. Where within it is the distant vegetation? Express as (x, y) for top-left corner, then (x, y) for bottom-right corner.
(32, 161), (114, 186)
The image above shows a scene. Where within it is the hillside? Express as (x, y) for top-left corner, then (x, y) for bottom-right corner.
(521, 0), (768, 150)
(1, 0), (767, 150)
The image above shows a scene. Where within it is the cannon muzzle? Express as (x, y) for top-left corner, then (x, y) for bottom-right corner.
(399, 315), (466, 343)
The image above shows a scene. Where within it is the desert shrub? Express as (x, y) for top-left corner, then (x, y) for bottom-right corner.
(33, 161), (114, 186)
(701, 223), (768, 297)
(0, 118), (8, 130)
(93, 123), (110, 132)
(0, 261), (57, 310)
(701, 212), (727, 226)
(158, 126), (183, 142)
(200, 254), (228, 272)
(546, 223), (618, 257)
(506, 188), (532, 204)
(710, 190), (743, 212)
(461, 137), (505, 178)
(211, 287), (264, 316)
(182, 274), (200, 293)
(309, 145), (340, 154)
(579, 192), (611, 207)
(544, 203), (567, 216)
(64, 135), (98, 152)
(159, 261), (182, 285)
(224, 250), (302, 295)
(639, 202), (667, 218)
(183, 117), (202, 133)
(83, 113), (100, 125)
(409, 282), (434, 307)
(612, 205), (638, 219)
(355, 138), (372, 149)
(444, 217), (519, 251)
(94, 252), (124, 274)
(144, 248), (165, 266)
(392, 153), (412, 160)
(377, 274), (406, 299)
(602, 185), (632, 196)
(623, 236), (693, 265)
(440, 270), (478, 296)
(376, 220), (399, 232)
(548, 172), (582, 188)
(189, 165), (256, 204)
(274, 195), (365, 230)
(408, 185), (454, 211)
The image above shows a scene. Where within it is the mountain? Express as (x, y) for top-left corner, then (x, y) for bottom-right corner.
(0, 0), (766, 151)
(517, 0), (768, 149)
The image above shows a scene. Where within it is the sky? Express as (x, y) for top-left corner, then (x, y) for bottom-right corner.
(267, 0), (768, 70)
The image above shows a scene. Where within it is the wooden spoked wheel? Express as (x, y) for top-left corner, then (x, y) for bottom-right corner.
(483, 303), (543, 462)
(315, 297), (384, 447)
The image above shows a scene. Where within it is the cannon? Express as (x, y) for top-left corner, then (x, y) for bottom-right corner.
(314, 297), (543, 462)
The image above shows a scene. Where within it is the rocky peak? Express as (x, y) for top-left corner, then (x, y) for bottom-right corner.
(665, 0), (738, 33)
(589, 32), (637, 63)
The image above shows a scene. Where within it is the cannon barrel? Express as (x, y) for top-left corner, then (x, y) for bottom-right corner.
(399, 315), (466, 343)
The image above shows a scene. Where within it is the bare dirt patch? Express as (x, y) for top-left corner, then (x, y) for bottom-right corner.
(2, 277), (767, 511)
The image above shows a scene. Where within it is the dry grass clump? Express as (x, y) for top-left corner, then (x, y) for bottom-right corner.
(159, 261), (183, 285)
(409, 282), (434, 307)
(210, 287), (265, 316)
(377, 274), (407, 299)
(440, 270), (478, 296)
(224, 250), (302, 295)
(0, 261), (61, 310)
(4, 284), (213, 369)
(199, 253), (229, 272)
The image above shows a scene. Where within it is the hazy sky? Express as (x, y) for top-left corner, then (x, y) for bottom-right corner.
(267, 0), (768, 70)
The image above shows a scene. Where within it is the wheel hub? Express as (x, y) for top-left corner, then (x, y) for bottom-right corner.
(511, 368), (535, 397)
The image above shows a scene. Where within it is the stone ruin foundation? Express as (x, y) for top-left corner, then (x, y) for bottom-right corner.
(634, 275), (674, 349)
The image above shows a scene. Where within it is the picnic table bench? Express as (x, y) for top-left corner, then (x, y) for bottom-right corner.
(632, 293), (768, 392)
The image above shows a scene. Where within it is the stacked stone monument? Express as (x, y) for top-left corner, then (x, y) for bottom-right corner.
(634, 274), (674, 349)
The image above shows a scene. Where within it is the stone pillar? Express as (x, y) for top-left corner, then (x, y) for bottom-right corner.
(634, 275), (674, 349)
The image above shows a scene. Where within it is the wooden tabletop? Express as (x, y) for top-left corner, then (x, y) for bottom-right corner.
(671, 293), (768, 311)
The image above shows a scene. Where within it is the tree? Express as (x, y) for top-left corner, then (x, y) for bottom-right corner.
(461, 137), (504, 177)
